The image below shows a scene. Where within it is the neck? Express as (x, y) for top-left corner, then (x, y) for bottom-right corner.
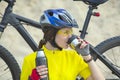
(45, 42), (58, 50)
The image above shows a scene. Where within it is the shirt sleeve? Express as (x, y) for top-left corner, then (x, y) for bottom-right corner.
(20, 56), (31, 80)
(77, 54), (91, 80)
(20, 52), (36, 80)
(79, 66), (91, 80)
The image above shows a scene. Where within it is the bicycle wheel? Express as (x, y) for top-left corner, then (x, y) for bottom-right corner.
(0, 45), (21, 80)
(94, 36), (120, 79)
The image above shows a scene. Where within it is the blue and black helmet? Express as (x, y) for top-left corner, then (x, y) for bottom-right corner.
(40, 9), (79, 30)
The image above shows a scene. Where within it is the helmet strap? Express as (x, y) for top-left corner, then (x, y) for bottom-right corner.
(49, 37), (62, 50)
(43, 27), (62, 50)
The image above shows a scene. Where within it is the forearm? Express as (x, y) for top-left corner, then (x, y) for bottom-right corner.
(83, 55), (105, 80)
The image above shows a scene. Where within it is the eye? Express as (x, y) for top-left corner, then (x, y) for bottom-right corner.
(64, 30), (72, 34)
(57, 29), (73, 36)
(64, 31), (68, 34)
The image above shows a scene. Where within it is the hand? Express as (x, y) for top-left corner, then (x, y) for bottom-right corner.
(75, 37), (90, 56)
(36, 65), (48, 79)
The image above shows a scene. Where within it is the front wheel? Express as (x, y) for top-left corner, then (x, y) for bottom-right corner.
(95, 36), (120, 79)
(0, 45), (21, 80)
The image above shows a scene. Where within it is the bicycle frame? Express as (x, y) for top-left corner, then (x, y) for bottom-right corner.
(80, 5), (120, 78)
(0, 0), (41, 51)
(7, 13), (40, 51)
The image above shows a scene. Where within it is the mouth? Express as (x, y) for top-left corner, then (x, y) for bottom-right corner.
(66, 43), (69, 47)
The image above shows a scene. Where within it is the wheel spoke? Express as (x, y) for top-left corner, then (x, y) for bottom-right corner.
(96, 47), (120, 79)
(95, 36), (120, 79)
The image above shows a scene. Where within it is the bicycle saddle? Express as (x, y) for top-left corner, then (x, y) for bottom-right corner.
(74, 0), (108, 6)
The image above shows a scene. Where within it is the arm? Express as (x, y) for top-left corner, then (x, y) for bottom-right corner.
(83, 55), (105, 80)
(68, 35), (105, 80)
(75, 38), (105, 80)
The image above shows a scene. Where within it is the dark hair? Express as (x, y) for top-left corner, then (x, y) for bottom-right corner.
(39, 39), (46, 49)
(38, 26), (58, 49)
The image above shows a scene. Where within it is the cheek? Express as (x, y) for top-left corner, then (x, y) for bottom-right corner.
(55, 35), (67, 48)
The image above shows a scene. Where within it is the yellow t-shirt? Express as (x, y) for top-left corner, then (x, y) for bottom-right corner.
(20, 46), (91, 80)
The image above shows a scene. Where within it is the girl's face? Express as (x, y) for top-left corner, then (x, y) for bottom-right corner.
(55, 28), (73, 49)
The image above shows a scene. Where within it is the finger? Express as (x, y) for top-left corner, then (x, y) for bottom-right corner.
(80, 41), (87, 49)
(83, 40), (89, 44)
(38, 71), (48, 76)
(40, 74), (47, 79)
(37, 65), (46, 69)
(36, 67), (48, 72)
(36, 65), (47, 71)
(78, 38), (84, 42)
(76, 36), (83, 41)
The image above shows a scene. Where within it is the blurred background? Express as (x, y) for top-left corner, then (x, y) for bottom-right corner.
(0, 0), (120, 78)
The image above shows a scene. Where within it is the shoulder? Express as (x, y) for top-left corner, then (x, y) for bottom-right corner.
(63, 48), (77, 53)
(63, 48), (84, 60)
(24, 51), (37, 61)
(62, 48), (79, 57)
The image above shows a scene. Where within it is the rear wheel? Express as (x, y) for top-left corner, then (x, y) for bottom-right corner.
(0, 45), (21, 80)
(95, 36), (120, 79)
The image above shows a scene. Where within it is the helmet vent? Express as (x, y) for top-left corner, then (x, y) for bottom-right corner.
(48, 12), (53, 16)
(42, 15), (45, 20)
(58, 15), (63, 21)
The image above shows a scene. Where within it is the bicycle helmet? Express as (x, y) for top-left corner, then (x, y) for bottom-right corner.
(40, 8), (79, 31)
(40, 9), (78, 50)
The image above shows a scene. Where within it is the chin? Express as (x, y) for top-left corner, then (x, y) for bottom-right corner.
(63, 45), (69, 49)
(59, 44), (69, 49)
(63, 47), (68, 49)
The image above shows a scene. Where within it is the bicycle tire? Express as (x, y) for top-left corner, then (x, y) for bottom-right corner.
(94, 36), (120, 79)
(0, 45), (21, 80)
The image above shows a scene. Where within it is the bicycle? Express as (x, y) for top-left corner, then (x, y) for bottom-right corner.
(0, 0), (120, 80)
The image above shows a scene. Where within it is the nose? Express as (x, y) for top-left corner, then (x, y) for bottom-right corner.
(68, 34), (72, 38)
(67, 34), (72, 43)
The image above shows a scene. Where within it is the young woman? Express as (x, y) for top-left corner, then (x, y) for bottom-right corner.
(20, 9), (105, 80)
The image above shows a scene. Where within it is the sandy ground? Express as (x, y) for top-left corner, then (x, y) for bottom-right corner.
(0, 0), (120, 79)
